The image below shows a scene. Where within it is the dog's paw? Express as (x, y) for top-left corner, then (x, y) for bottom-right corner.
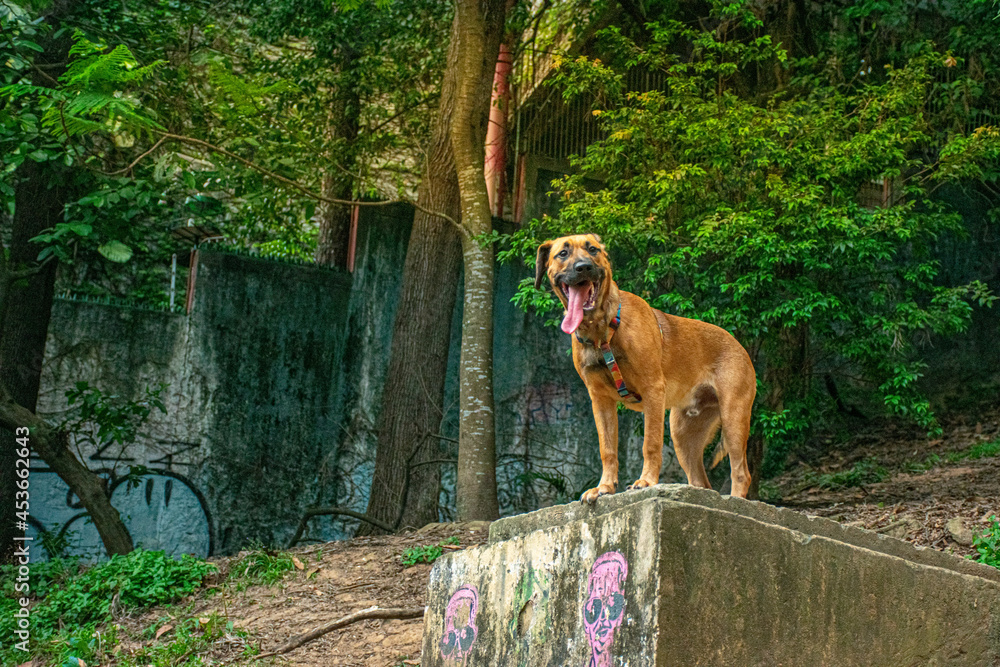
(580, 484), (615, 504)
(626, 479), (653, 491)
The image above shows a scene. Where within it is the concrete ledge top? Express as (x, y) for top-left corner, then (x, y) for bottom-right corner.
(489, 483), (1000, 584)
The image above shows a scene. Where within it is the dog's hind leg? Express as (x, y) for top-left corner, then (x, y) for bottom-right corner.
(717, 391), (753, 498)
(669, 408), (720, 490)
(580, 394), (620, 504)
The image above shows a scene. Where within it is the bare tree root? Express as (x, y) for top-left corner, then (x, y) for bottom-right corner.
(286, 506), (396, 548)
(255, 606), (425, 659)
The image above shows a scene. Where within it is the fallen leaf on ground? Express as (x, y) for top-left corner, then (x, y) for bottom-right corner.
(154, 624), (173, 640)
(292, 556), (305, 570)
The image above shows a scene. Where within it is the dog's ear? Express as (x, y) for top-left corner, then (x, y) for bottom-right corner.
(588, 233), (605, 249)
(534, 241), (554, 290)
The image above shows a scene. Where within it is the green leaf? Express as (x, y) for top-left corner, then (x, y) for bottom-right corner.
(97, 240), (133, 263)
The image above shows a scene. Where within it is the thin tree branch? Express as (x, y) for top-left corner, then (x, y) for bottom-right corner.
(0, 20), (60, 87)
(154, 132), (463, 232)
(4, 254), (55, 282)
(368, 92), (440, 134)
(287, 506), (394, 548)
(408, 458), (458, 470)
(255, 606), (425, 659)
(108, 136), (167, 176)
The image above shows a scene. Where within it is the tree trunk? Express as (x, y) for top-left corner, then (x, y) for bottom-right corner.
(315, 47), (361, 268)
(450, 0), (506, 522)
(0, 389), (134, 556)
(314, 172), (355, 267)
(0, 158), (61, 563)
(356, 12), (465, 536)
(0, 160), (134, 558)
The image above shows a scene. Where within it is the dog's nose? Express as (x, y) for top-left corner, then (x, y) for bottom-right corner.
(574, 260), (595, 274)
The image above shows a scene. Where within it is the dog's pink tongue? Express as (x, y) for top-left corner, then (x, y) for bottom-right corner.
(561, 284), (588, 334)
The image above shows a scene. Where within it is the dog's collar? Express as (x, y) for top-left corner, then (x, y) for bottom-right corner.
(575, 302), (642, 404)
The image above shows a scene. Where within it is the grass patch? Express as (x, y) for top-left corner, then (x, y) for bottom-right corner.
(972, 516), (1000, 570)
(0, 549), (216, 666)
(757, 481), (783, 503)
(803, 457), (889, 491)
(400, 537), (460, 567)
(901, 453), (942, 474)
(954, 438), (1000, 462)
(901, 437), (1000, 474)
(227, 547), (296, 588)
(120, 613), (257, 666)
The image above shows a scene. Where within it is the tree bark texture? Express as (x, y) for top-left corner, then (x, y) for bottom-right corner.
(0, 158), (62, 563)
(450, 0), (506, 522)
(0, 160), (61, 413)
(315, 48), (362, 268)
(356, 13), (464, 535)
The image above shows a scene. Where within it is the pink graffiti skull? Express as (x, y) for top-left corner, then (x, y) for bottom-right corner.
(584, 551), (628, 667)
(441, 585), (479, 665)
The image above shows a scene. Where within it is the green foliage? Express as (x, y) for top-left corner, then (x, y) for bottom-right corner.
(803, 457), (889, 491)
(122, 614), (253, 667)
(1, 29), (163, 141)
(501, 6), (1000, 476)
(16, 612), (248, 667)
(400, 536), (460, 567)
(0, 550), (216, 665)
(972, 516), (1000, 569)
(59, 381), (167, 476)
(902, 437), (1000, 473)
(958, 438), (1000, 461)
(228, 546), (296, 586)
(757, 481), (782, 503)
(1, 6), (189, 308)
(901, 453), (942, 474)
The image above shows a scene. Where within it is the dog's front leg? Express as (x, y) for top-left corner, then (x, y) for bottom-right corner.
(580, 392), (619, 504)
(629, 391), (666, 490)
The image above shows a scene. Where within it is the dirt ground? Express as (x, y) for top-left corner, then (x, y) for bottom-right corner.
(120, 524), (490, 667)
(118, 410), (999, 667)
(768, 407), (1000, 559)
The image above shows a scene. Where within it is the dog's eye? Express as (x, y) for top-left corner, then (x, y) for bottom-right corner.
(557, 249), (569, 259)
(587, 246), (600, 255)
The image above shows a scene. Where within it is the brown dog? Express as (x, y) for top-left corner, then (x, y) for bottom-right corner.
(535, 234), (757, 503)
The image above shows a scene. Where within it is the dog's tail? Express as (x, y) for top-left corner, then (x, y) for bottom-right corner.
(709, 438), (728, 469)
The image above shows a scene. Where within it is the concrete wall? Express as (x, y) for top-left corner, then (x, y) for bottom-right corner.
(423, 485), (1000, 666)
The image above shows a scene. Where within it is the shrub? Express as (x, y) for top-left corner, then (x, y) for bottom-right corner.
(972, 516), (1000, 569)
(400, 537), (460, 567)
(0, 549), (215, 665)
(503, 7), (998, 477)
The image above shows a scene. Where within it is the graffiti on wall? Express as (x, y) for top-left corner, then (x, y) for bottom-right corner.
(28, 439), (213, 561)
(584, 551), (629, 667)
(441, 585), (480, 666)
(518, 384), (575, 427)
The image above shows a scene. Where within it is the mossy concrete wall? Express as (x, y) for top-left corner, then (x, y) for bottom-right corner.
(423, 485), (1000, 666)
(31, 205), (408, 558)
